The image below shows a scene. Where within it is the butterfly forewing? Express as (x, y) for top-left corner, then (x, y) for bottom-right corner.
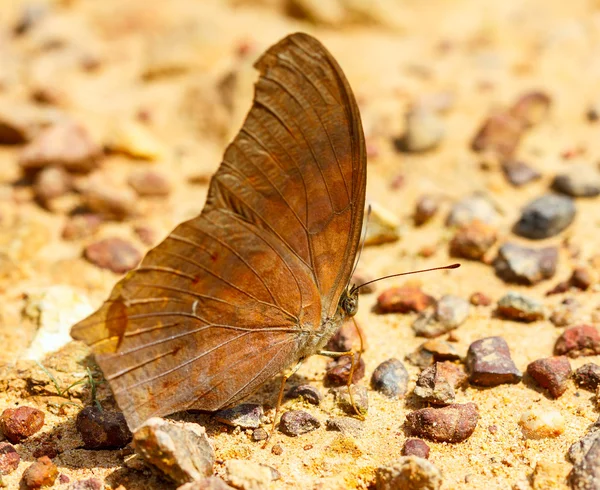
(71, 32), (366, 430)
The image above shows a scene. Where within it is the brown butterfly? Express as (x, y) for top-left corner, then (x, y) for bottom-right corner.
(71, 32), (367, 430)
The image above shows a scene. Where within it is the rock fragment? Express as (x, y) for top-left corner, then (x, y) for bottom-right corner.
(414, 195), (440, 226)
(494, 243), (558, 284)
(549, 298), (580, 327)
(553, 163), (600, 197)
(80, 177), (137, 220)
(405, 403), (479, 443)
(106, 120), (165, 160)
(519, 409), (565, 439)
(399, 108), (445, 153)
(0, 406), (45, 443)
(324, 355), (365, 386)
(413, 362), (468, 405)
(364, 202), (400, 246)
(332, 385), (368, 416)
(214, 404), (263, 429)
(0, 442), (20, 475)
(370, 358), (409, 398)
(469, 292), (491, 306)
(449, 220), (497, 260)
(406, 339), (461, 369)
(84, 238), (141, 273)
(514, 194), (576, 239)
(287, 385), (322, 405)
(446, 194), (498, 227)
(377, 284), (435, 314)
(61, 214), (102, 241)
(496, 292), (545, 322)
(573, 363), (600, 391)
(324, 319), (364, 352)
(501, 160), (541, 187)
(375, 456), (442, 490)
(402, 439), (430, 459)
(554, 325), (600, 358)
(33, 166), (72, 205)
(279, 411), (320, 436)
(76, 407), (132, 449)
(466, 337), (522, 386)
(471, 112), (523, 159)
(526, 356), (571, 398)
(127, 169), (171, 197)
(21, 456), (58, 489)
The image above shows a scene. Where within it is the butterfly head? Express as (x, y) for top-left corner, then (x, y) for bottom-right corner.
(340, 287), (359, 317)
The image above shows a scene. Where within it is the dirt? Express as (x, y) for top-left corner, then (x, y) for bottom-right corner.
(1, 0), (600, 488)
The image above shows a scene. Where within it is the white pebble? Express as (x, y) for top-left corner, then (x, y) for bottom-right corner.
(519, 409), (565, 439)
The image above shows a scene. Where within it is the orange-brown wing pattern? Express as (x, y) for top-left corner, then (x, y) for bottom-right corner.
(71, 32), (366, 430)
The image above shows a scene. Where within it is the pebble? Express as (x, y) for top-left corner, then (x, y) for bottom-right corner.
(332, 385), (368, 416)
(364, 202), (401, 246)
(574, 363), (600, 391)
(19, 122), (101, 172)
(326, 417), (364, 438)
(549, 298), (580, 326)
(106, 120), (165, 161)
(80, 177), (138, 220)
(402, 439), (430, 459)
(76, 406), (132, 449)
(501, 160), (541, 187)
(567, 418), (600, 489)
(377, 284), (435, 314)
(405, 403), (479, 443)
(552, 163), (600, 197)
(413, 294), (470, 338)
(33, 166), (72, 205)
(279, 410), (320, 436)
(466, 337), (522, 386)
(127, 170), (171, 197)
(84, 238), (141, 273)
(496, 292), (545, 322)
(449, 220), (497, 260)
(324, 355), (365, 386)
(414, 195), (440, 226)
(555, 325), (600, 358)
(21, 456), (58, 489)
(526, 356), (572, 398)
(469, 292), (491, 306)
(519, 409), (565, 439)
(0, 406), (45, 443)
(133, 417), (214, 485)
(493, 243), (558, 285)
(413, 361), (468, 405)
(399, 108), (445, 153)
(406, 339), (461, 369)
(133, 225), (157, 246)
(509, 91), (551, 128)
(471, 112), (523, 158)
(370, 358), (409, 398)
(446, 194), (498, 227)
(61, 214), (103, 241)
(214, 404), (263, 429)
(375, 456), (442, 490)
(67, 478), (103, 490)
(287, 385), (322, 406)
(0, 442), (20, 475)
(177, 477), (236, 490)
(224, 460), (276, 490)
(514, 194), (576, 239)
(568, 418), (600, 465)
(251, 428), (268, 442)
(324, 319), (363, 352)
(570, 267), (596, 290)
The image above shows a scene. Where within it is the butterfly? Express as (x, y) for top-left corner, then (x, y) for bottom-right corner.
(71, 32), (367, 431)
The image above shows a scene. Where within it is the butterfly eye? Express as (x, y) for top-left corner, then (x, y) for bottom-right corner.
(341, 292), (358, 317)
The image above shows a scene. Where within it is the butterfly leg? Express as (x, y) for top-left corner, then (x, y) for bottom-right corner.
(318, 351), (365, 421)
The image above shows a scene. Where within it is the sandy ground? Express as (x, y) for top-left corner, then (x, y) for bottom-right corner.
(2, 0), (600, 488)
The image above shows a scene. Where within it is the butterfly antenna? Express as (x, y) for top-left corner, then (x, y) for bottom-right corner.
(352, 263), (460, 293)
(350, 204), (372, 281)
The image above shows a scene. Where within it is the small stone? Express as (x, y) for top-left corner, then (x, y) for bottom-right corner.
(413, 362), (468, 405)
(446, 194), (498, 227)
(526, 356), (572, 398)
(494, 243), (558, 285)
(553, 163), (600, 197)
(287, 385), (322, 406)
(402, 439), (430, 459)
(0, 406), (45, 443)
(414, 195), (440, 226)
(133, 225), (156, 246)
(469, 292), (491, 306)
(434, 295), (470, 329)
(61, 214), (103, 241)
(568, 418), (600, 465)
(364, 202), (401, 246)
(127, 170), (171, 197)
(67, 478), (103, 490)
(22, 456), (58, 489)
(326, 417), (364, 438)
(324, 355), (365, 386)
(405, 403), (479, 443)
(549, 298), (579, 327)
(177, 477), (235, 490)
(467, 337), (522, 386)
(0, 442), (20, 475)
(571, 267), (596, 290)
(324, 318), (364, 352)
(399, 108), (445, 153)
(370, 358), (409, 398)
(501, 160), (541, 187)
(332, 385), (368, 416)
(19, 122), (101, 172)
(80, 177), (138, 221)
(555, 325), (600, 358)
(568, 429), (600, 489)
(449, 220), (497, 260)
(224, 460), (276, 490)
(84, 238), (141, 273)
(574, 364), (600, 391)
(471, 112), (523, 159)
(271, 445), (283, 456)
(106, 120), (165, 160)
(519, 409), (565, 439)
(76, 407), (132, 449)
(509, 91), (551, 128)
(406, 339), (461, 369)
(33, 166), (72, 205)
(279, 411), (320, 437)
(514, 194), (576, 239)
(251, 428), (268, 442)
(375, 456), (442, 490)
(214, 404), (263, 429)
(496, 292), (545, 322)
(133, 418), (214, 485)
(59, 474), (70, 484)
(377, 284), (435, 314)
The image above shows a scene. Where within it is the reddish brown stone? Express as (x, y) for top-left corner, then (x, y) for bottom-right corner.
(76, 407), (132, 449)
(413, 361), (468, 405)
(449, 220), (497, 260)
(402, 439), (430, 459)
(414, 195), (440, 226)
(405, 403), (479, 443)
(471, 112), (523, 159)
(84, 237), (141, 273)
(61, 214), (103, 241)
(526, 356), (572, 398)
(406, 339), (462, 369)
(0, 406), (45, 443)
(127, 169), (171, 197)
(377, 285), (435, 314)
(466, 337), (522, 386)
(469, 292), (491, 306)
(324, 355), (365, 386)
(509, 91), (551, 128)
(555, 325), (600, 358)
(324, 318), (365, 352)
(21, 456), (58, 489)
(0, 442), (20, 475)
